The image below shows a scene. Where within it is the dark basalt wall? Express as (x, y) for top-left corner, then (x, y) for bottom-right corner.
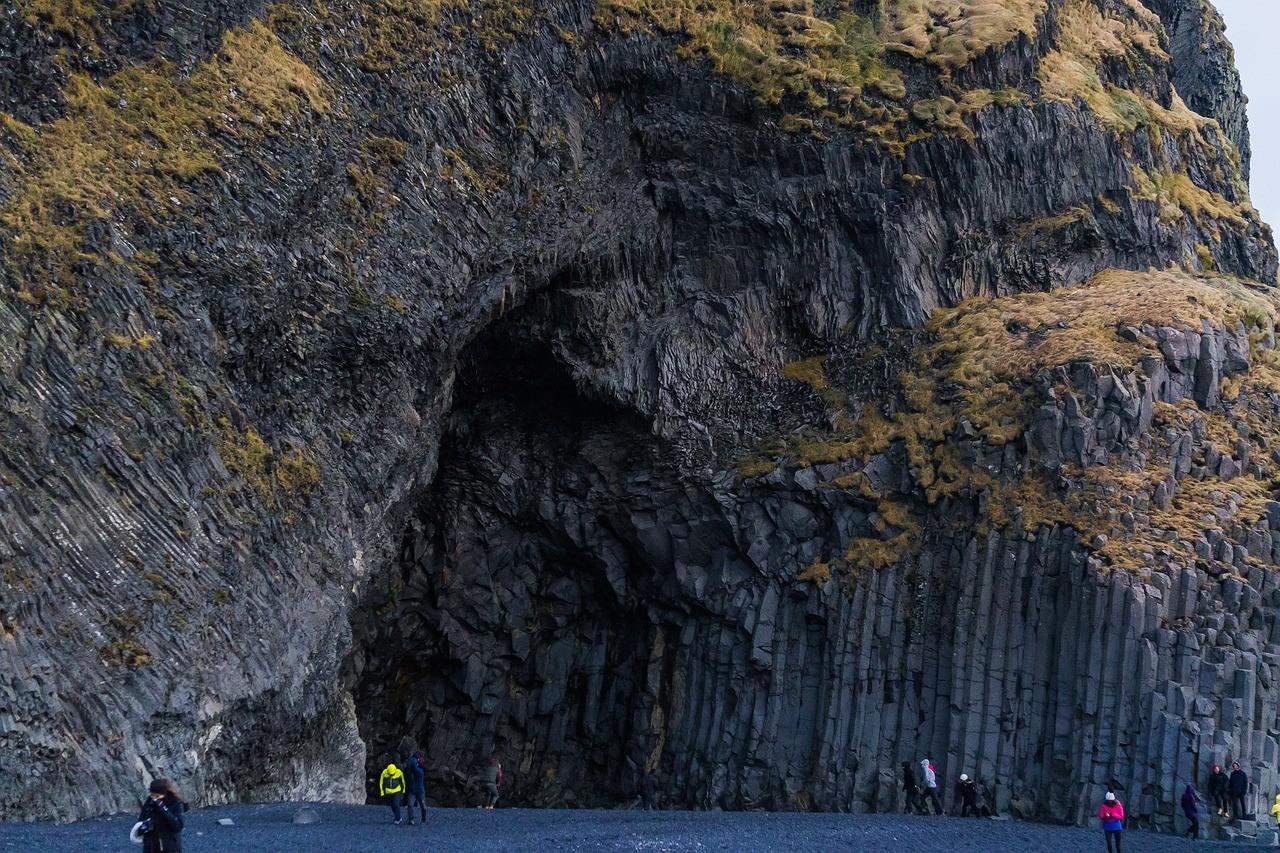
(353, 292), (1280, 830)
(0, 0), (1276, 828)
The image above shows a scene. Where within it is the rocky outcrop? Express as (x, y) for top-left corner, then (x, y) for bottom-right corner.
(0, 0), (1276, 832)
(1143, 0), (1252, 179)
(356, 272), (1280, 834)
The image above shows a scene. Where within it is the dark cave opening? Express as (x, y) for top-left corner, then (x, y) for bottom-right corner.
(349, 295), (680, 807)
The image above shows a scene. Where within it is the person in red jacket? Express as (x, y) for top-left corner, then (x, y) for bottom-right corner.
(1099, 791), (1125, 852)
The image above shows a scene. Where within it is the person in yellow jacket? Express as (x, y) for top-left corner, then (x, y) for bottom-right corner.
(380, 759), (406, 825)
(1269, 793), (1280, 825)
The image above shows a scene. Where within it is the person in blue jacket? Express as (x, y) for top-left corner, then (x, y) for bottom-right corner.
(406, 751), (428, 825)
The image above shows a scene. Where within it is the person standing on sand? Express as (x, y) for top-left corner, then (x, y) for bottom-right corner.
(135, 778), (186, 853)
(1099, 791), (1125, 853)
(406, 751), (428, 826)
(1181, 783), (1201, 839)
(900, 761), (921, 815)
(955, 774), (978, 817)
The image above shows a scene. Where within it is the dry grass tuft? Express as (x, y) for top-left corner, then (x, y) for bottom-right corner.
(1, 20), (328, 296)
(883, 0), (1045, 69)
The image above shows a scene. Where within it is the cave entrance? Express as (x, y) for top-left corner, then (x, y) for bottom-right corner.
(350, 293), (678, 807)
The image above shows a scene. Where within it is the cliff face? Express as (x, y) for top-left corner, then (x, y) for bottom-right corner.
(0, 0), (1276, 831)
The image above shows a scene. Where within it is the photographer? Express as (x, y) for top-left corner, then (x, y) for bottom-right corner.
(135, 778), (186, 852)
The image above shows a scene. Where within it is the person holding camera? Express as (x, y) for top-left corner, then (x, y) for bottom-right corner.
(133, 778), (186, 852)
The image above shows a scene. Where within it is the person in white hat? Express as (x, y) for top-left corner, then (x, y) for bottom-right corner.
(1098, 791), (1125, 852)
(955, 773), (978, 817)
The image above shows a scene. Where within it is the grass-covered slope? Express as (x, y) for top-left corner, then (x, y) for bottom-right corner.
(753, 269), (1280, 577)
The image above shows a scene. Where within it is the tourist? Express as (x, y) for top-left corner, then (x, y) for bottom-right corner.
(406, 751), (427, 825)
(1181, 783), (1200, 839)
(1269, 792), (1280, 826)
(134, 778), (186, 853)
(1099, 791), (1125, 852)
(956, 773), (978, 817)
(920, 758), (944, 815)
(1229, 762), (1249, 819)
(379, 756), (406, 825)
(1208, 764), (1229, 816)
(481, 755), (503, 809)
(900, 761), (921, 814)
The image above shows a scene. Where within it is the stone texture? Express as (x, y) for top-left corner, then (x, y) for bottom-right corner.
(0, 0), (1276, 833)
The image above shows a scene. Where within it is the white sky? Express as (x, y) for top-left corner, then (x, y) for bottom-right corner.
(1215, 1), (1278, 228)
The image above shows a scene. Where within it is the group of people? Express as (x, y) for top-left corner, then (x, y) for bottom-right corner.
(376, 751), (432, 825)
(902, 757), (1262, 848)
(1087, 762), (1267, 850)
(377, 752), (502, 824)
(899, 758), (990, 817)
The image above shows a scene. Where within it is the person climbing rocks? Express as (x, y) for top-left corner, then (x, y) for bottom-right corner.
(1181, 783), (1201, 839)
(1208, 764), (1229, 817)
(406, 751), (427, 826)
(1269, 792), (1280, 827)
(1099, 791), (1125, 853)
(900, 761), (922, 815)
(481, 755), (503, 809)
(1229, 762), (1250, 819)
(379, 757), (406, 825)
(920, 758), (943, 815)
(956, 773), (978, 817)
(135, 778), (186, 853)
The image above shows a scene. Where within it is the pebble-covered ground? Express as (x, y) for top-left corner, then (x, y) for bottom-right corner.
(0, 804), (1268, 852)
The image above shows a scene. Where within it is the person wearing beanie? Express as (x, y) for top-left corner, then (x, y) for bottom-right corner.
(1099, 791), (1125, 852)
(955, 773), (978, 817)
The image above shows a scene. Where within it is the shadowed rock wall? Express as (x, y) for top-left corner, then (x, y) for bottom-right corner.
(356, 294), (1280, 832)
(1, 0), (1277, 827)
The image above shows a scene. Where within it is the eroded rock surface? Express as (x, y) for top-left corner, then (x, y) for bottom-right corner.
(0, 0), (1276, 832)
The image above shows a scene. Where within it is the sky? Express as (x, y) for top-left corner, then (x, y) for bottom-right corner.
(1215, 1), (1278, 228)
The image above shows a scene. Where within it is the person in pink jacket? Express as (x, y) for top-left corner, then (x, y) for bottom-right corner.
(1099, 791), (1125, 852)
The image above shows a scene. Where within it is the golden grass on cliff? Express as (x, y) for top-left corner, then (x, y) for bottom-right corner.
(1, 21), (327, 297)
(765, 270), (1280, 574)
(596, 0), (905, 109)
(882, 0), (1045, 68)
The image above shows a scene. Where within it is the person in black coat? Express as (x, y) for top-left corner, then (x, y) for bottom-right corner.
(137, 778), (185, 853)
(406, 751), (428, 825)
(955, 774), (979, 817)
(1228, 762), (1249, 819)
(1208, 765), (1229, 816)
(900, 762), (921, 815)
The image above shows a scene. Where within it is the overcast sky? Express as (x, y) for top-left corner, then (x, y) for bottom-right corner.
(1215, 1), (1278, 228)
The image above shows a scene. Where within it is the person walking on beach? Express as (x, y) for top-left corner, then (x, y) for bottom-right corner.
(1181, 783), (1201, 839)
(900, 761), (921, 814)
(380, 757), (406, 825)
(956, 774), (978, 817)
(1208, 765), (1229, 817)
(920, 758), (943, 815)
(134, 778), (186, 853)
(481, 755), (502, 809)
(1229, 762), (1249, 819)
(1099, 791), (1125, 853)
(406, 751), (427, 825)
